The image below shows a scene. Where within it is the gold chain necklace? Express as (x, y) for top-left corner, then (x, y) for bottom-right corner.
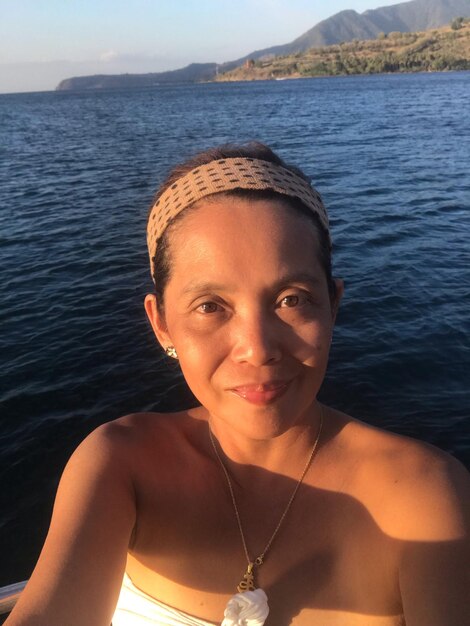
(208, 406), (323, 594)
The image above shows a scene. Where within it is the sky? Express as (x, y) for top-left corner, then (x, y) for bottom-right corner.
(0, 0), (403, 94)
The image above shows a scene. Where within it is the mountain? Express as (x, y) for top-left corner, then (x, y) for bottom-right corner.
(56, 63), (218, 91)
(56, 0), (470, 90)
(216, 21), (470, 81)
(230, 0), (470, 61)
(280, 0), (470, 52)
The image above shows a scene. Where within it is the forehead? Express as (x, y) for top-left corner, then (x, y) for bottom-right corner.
(166, 196), (323, 284)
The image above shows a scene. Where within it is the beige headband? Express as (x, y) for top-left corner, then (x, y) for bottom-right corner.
(147, 157), (330, 280)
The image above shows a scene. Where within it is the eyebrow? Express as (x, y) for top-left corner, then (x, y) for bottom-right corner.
(181, 281), (231, 296)
(273, 272), (323, 290)
(181, 273), (323, 296)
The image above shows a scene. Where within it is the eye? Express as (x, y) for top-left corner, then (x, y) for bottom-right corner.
(197, 301), (222, 314)
(279, 294), (300, 308)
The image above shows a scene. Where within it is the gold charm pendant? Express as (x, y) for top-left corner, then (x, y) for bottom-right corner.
(237, 562), (256, 592)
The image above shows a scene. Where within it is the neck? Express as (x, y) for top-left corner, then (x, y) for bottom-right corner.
(207, 402), (324, 482)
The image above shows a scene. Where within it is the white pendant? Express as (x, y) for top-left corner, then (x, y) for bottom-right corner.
(221, 589), (269, 626)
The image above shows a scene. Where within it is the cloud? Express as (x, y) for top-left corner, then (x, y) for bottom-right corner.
(99, 50), (119, 62)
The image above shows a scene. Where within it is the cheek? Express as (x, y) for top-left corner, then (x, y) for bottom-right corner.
(280, 309), (334, 355)
(175, 321), (229, 353)
(174, 329), (228, 385)
(293, 330), (332, 366)
(167, 301), (334, 380)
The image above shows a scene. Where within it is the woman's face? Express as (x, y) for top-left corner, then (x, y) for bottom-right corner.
(145, 196), (342, 440)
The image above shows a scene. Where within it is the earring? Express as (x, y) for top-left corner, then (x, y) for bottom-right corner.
(165, 346), (178, 359)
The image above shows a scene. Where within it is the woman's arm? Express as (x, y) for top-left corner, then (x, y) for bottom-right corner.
(398, 452), (470, 626)
(6, 420), (137, 626)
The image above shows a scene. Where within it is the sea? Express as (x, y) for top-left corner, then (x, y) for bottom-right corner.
(0, 72), (469, 588)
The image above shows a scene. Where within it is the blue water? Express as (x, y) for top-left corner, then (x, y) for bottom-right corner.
(0, 72), (469, 586)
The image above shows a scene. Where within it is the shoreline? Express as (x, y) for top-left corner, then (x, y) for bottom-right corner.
(1, 68), (468, 98)
(208, 67), (469, 85)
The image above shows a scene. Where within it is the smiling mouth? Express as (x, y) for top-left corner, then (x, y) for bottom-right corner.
(229, 380), (292, 405)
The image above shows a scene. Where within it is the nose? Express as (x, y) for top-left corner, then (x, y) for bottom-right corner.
(231, 308), (282, 366)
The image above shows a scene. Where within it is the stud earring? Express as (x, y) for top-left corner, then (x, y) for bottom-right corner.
(165, 346), (178, 359)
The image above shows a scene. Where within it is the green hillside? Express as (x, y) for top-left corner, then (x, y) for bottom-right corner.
(216, 19), (470, 82)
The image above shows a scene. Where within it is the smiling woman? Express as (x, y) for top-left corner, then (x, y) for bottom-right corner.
(5, 142), (470, 626)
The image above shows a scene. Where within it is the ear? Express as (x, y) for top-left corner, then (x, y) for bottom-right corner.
(331, 278), (344, 323)
(144, 294), (172, 350)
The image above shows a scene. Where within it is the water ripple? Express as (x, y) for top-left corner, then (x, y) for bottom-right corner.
(0, 72), (469, 584)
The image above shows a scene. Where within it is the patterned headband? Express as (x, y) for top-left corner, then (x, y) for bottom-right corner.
(147, 157), (330, 281)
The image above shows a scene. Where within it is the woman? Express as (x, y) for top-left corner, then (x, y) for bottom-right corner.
(7, 143), (470, 626)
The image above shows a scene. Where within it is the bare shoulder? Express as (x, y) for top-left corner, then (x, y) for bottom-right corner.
(6, 410), (207, 626)
(79, 409), (207, 470)
(328, 410), (470, 539)
(83, 410), (194, 448)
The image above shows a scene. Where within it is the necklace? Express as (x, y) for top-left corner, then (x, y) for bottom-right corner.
(209, 407), (323, 625)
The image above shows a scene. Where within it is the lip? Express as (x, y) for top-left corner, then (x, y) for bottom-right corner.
(229, 380), (292, 405)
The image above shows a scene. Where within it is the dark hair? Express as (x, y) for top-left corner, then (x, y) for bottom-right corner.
(149, 142), (335, 313)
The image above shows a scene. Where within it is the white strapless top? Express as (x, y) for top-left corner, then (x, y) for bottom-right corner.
(112, 573), (217, 626)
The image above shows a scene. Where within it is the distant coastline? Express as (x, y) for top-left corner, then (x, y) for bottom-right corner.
(216, 21), (470, 82)
(56, 16), (470, 91)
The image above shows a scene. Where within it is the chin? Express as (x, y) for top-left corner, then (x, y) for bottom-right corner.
(220, 396), (316, 440)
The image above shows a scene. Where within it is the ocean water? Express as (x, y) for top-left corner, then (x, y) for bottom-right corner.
(0, 72), (469, 586)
